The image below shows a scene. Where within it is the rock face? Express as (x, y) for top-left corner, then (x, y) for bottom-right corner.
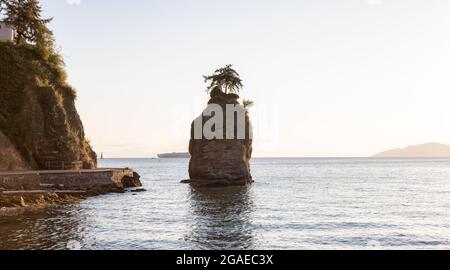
(187, 89), (253, 187)
(0, 42), (97, 171)
(0, 131), (30, 171)
(122, 172), (143, 188)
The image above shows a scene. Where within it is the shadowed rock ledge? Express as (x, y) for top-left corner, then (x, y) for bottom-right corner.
(184, 89), (253, 187)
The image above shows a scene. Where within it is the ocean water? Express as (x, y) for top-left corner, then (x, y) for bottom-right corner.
(1, 158), (450, 250)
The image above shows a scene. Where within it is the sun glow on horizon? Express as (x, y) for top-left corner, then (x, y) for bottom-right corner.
(39, 0), (450, 157)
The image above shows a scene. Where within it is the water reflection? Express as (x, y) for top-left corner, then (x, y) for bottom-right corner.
(0, 205), (86, 250)
(186, 185), (255, 250)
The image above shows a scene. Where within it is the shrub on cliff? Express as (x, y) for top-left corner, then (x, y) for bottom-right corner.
(0, 42), (74, 112)
(243, 99), (254, 108)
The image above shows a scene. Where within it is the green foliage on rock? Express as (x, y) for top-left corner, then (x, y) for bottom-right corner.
(1, 0), (52, 45)
(0, 42), (95, 169)
(0, 42), (74, 110)
(242, 99), (254, 108)
(0, 7), (96, 170)
(203, 64), (243, 95)
(0, 0), (73, 98)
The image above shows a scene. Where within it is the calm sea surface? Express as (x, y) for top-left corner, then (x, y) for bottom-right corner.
(1, 158), (450, 250)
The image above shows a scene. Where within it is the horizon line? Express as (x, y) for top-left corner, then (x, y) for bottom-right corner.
(98, 156), (450, 159)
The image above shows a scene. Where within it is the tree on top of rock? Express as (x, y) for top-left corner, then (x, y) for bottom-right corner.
(203, 64), (243, 95)
(2, 0), (52, 45)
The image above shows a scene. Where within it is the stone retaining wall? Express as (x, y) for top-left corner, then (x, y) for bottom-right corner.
(0, 169), (137, 193)
(0, 169), (142, 211)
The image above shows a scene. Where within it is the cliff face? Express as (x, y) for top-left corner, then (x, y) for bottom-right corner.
(187, 90), (253, 186)
(0, 130), (30, 171)
(0, 42), (96, 171)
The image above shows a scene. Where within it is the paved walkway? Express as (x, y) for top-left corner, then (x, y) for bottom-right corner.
(0, 168), (129, 176)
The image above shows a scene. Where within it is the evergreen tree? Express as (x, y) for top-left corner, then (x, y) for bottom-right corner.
(3, 0), (52, 45)
(203, 64), (243, 94)
(2, 0), (67, 86)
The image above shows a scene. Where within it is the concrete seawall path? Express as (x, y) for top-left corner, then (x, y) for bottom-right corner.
(0, 168), (142, 215)
(0, 168), (130, 175)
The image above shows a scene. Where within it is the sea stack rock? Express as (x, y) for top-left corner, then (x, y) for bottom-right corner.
(186, 88), (253, 187)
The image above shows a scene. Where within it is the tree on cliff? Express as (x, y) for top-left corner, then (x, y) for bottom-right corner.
(2, 0), (68, 88)
(203, 64), (243, 94)
(2, 0), (52, 45)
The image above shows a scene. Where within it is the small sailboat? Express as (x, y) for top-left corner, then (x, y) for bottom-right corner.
(100, 153), (104, 159)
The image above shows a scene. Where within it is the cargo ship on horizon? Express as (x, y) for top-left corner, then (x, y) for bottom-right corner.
(157, 152), (191, 158)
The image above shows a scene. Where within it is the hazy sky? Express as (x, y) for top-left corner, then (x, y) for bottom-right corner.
(40, 0), (450, 157)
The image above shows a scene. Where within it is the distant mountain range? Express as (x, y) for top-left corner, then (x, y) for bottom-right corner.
(373, 143), (450, 158)
(157, 152), (190, 158)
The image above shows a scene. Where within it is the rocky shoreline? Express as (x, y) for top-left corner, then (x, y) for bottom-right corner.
(0, 193), (85, 216)
(0, 169), (142, 216)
